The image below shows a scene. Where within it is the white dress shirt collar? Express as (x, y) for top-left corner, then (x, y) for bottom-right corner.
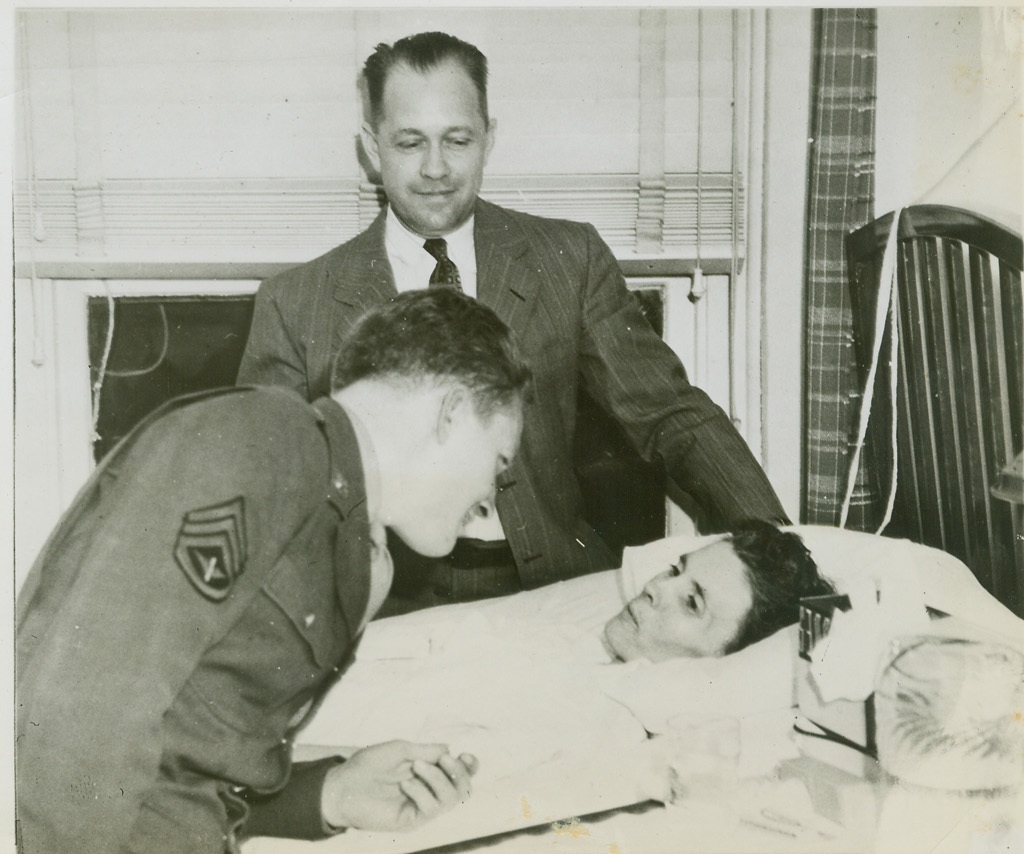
(384, 207), (478, 298)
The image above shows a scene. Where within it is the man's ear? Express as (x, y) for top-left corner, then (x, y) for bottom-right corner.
(436, 385), (468, 444)
(361, 121), (382, 174)
(484, 118), (497, 164)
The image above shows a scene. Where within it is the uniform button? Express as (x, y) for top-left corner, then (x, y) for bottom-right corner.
(304, 613), (316, 628)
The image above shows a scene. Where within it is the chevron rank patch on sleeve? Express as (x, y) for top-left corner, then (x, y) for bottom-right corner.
(174, 496), (248, 601)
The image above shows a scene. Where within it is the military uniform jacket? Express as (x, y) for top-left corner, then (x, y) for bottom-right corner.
(237, 199), (788, 587)
(16, 387), (374, 853)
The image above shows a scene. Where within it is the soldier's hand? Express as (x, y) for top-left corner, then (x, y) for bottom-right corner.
(320, 740), (478, 832)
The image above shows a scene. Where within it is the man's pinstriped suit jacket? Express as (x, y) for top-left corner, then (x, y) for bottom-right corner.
(237, 198), (788, 589)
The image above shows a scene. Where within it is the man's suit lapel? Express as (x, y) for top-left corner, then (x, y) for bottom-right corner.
(474, 199), (541, 335)
(324, 208), (397, 374)
(330, 208), (397, 314)
(473, 200), (547, 553)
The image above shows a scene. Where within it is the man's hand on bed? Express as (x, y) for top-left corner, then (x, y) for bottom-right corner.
(319, 740), (479, 832)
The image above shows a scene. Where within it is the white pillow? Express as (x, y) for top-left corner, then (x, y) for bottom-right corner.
(610, 526), (1024, 733)
(794, 526), (1024, 645)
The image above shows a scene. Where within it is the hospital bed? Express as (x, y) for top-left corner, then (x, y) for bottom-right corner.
(245, 527), (1024, 854)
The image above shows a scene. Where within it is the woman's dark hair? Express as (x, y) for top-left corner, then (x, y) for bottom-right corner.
(725, 520), (834, 653)
(331, 289), (530, 417)
(363, 31), (489, 128)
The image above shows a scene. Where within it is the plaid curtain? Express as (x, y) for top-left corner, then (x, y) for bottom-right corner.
(802, 9), (878, 527)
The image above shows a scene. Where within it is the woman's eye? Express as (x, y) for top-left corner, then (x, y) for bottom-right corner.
(686, 594), (698, 612)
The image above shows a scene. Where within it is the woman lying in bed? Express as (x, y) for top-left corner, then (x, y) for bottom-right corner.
(296, 523), (1024, 790)
(294, 522), (834, 780)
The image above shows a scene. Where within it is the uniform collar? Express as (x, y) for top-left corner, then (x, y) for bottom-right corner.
(332, 398), (382, 527)
(327, 397), (392, 627)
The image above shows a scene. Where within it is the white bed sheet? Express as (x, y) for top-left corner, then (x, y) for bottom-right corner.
(246, 528), (1024, 854)
(295, 569), (647, 789)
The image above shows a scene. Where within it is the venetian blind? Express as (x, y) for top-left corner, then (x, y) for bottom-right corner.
(15, 7), (747, 265)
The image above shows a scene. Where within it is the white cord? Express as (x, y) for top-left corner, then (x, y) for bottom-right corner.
(729, 9), (742, 423)
(880, 276), (899, 531)
(839, 207), (901, 529)
(90, 285), (116, 442)
(837, 94), (1018, 530)
(689, 9), (705, 305)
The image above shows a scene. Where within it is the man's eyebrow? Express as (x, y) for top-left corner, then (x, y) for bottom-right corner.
(392, 125), (478, 135)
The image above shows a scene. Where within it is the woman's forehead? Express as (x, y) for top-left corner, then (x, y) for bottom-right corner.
(682, 539), (736, 574)
(686, 542), (752, 609)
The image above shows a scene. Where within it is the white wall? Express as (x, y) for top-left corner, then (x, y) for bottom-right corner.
(876, 7), (1021, 229)
(13, 279), (64, 589)
(757, 8), (813, 523)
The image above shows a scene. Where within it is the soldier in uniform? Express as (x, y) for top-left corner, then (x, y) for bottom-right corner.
(15, 289), (530, 853)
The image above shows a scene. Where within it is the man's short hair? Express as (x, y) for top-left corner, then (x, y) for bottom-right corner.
(332, 289), (530, 417)
(363, 31), (489, 127)
(725, 520), (833, 653)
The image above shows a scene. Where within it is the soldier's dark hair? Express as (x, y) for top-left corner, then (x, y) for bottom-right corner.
(363, 31), (489, 128)
(332, 289), (530, 418)
(724, 521), (834, 653)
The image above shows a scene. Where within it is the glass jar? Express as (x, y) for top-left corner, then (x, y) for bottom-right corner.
(874, 635), (1024, 792)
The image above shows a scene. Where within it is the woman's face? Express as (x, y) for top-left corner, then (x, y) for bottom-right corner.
(603, 540), (754, 661)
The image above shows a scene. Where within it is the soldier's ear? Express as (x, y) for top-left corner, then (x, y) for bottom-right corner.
(436, 385), (468, 444)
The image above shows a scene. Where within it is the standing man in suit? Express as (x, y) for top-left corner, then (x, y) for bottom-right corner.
(17, 290), (528, 853)
(237, 31), (789, 614)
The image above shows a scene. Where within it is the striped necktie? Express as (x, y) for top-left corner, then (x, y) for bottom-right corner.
(423, 238), (463, 291)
